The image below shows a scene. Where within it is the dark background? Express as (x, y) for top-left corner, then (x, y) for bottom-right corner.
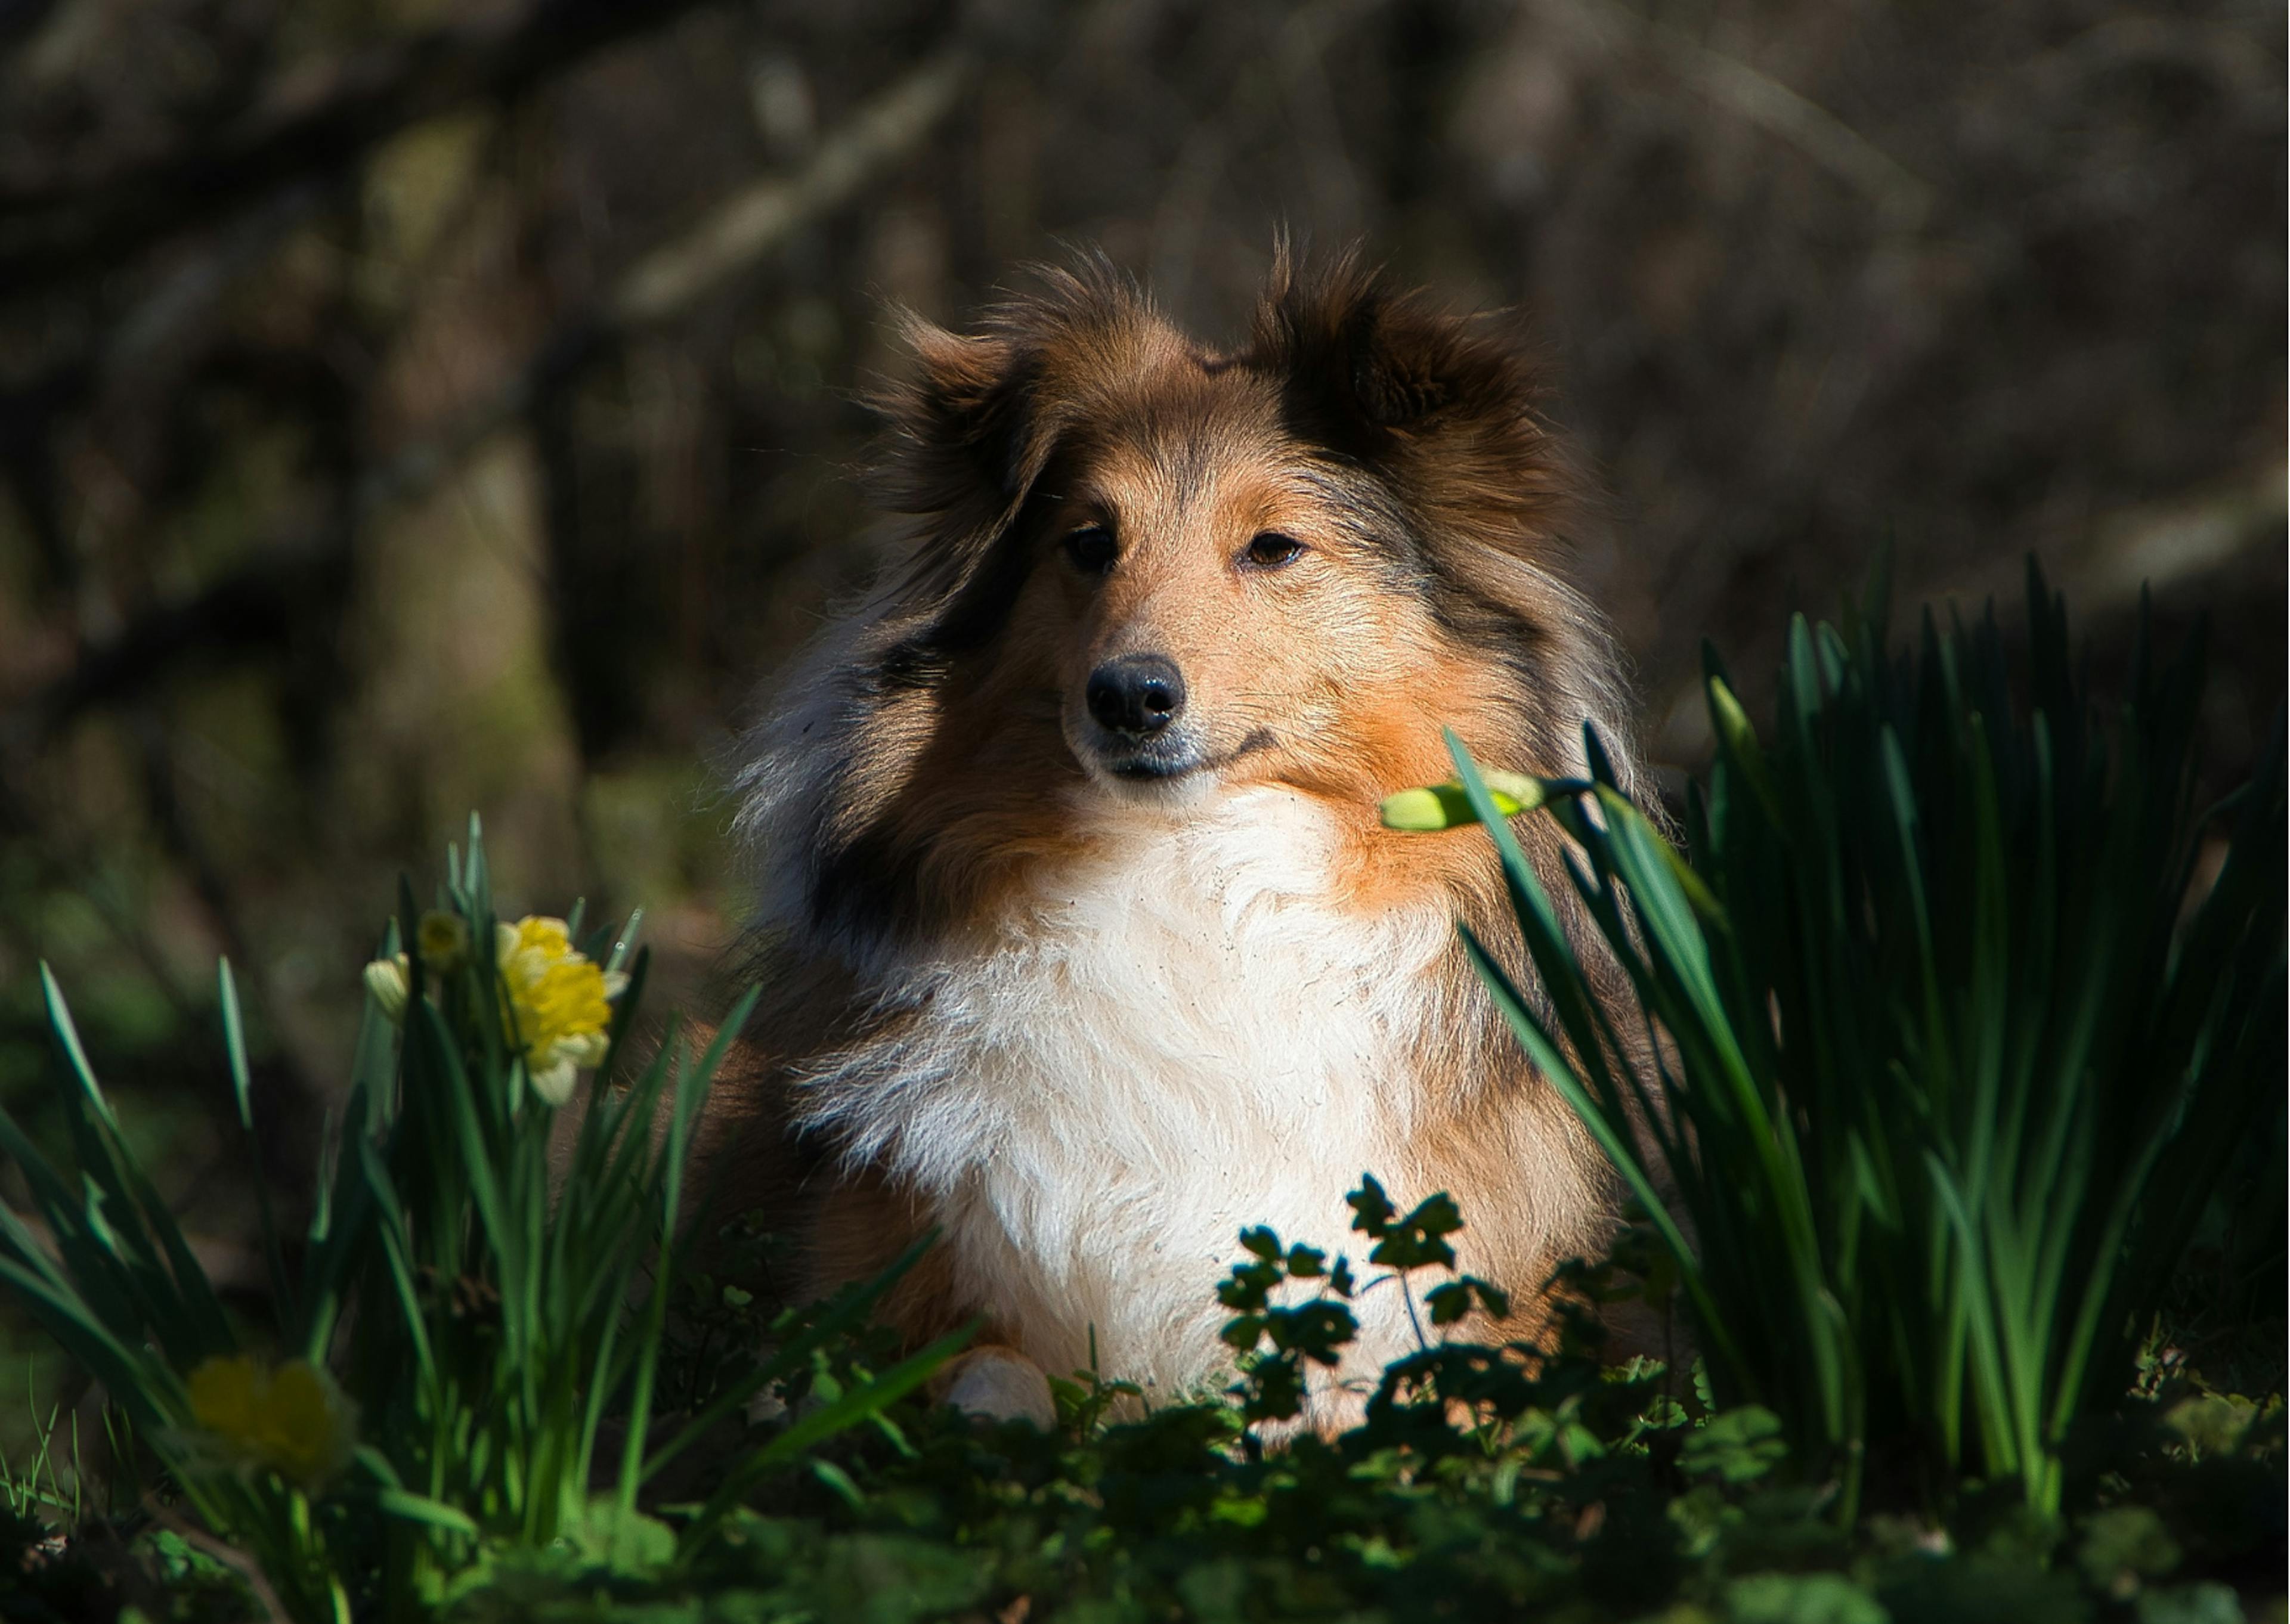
(0, 0), (2281, 1406)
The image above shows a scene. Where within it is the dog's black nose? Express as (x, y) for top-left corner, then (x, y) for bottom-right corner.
(1085, 654), (1186, 736)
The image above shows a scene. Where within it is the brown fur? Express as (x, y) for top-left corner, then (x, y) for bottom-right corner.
(711, 248), (1647, 1421)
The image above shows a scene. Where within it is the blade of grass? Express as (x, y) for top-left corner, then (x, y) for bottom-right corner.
(219, 962), (295, 1331)
(677, 1322), (977, 1554)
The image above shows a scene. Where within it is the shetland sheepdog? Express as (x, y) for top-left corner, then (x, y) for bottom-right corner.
(720, 250), (1641, 1428)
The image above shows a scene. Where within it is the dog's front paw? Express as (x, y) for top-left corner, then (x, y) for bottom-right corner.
(937, 1346), (1056, 1430)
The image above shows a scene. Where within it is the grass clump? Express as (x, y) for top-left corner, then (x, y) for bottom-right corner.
(0, 826), (954, 1621)
(1408, 560), (2284, 1524)
(0, 565), (2280, 1620)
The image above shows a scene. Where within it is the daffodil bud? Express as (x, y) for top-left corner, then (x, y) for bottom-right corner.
(1379, 769), (1546, 831)
(416, 909), (471, 973)
(362, 954), (411, 1022)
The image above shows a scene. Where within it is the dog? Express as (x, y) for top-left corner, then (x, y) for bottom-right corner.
(717, 249), (1641, 1429)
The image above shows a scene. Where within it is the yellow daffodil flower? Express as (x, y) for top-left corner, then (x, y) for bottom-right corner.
(186, 1355), (356, 1489)
(495, 916), (628, 1106)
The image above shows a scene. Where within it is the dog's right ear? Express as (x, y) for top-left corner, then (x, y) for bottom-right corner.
(870, 314), (1067, 632)
(874, 314), (1050, 598)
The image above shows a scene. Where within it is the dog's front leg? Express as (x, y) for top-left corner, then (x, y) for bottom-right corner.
(809, 1168), (1057, 1429)
(932, 1345), (1056, 1429)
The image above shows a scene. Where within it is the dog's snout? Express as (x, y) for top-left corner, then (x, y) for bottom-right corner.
(1085, 655), (1186, 737)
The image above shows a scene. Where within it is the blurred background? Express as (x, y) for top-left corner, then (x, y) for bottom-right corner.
(0, 0), (2281, 1399)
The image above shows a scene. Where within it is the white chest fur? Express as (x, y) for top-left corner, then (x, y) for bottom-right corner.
(797, 786), (1460, 1400)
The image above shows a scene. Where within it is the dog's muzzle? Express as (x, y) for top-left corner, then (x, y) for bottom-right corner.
(1081, 654), (1203, 779)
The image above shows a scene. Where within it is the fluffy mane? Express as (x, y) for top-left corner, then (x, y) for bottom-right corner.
(729, 249), (1633, 956)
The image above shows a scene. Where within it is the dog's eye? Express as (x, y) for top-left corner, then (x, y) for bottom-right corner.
(1063, 525), (1117, 575)
(1243, 532), (1305, 570)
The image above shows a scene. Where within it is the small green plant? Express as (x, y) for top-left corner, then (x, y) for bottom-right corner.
(1, 1387), (83, 1530)
(1214, 1174), (1514, 1431)
(1388, 562), (2286, 1521)
(0, 820), (961, 1620)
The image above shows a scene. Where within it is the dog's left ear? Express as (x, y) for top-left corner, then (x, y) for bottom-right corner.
(1253, 253), (1565, 535)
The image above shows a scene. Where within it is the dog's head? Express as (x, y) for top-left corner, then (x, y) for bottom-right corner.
(859, 250), (1618, 822)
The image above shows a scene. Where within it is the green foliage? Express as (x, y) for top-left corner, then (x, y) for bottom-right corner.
(1, 1159), (2279, 1620)
(401, 1191), (2274, 1624)
(0, 820), (953, 1621)
(1426, 562), (2285, 1520)
(1, 572), (2280, 1619)
(1679, 1406), (1790, 1485)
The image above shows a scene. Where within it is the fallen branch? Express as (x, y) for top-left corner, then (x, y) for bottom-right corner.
(611, 48), (972, 326)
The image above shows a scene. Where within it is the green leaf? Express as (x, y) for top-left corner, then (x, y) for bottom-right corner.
(1706, 673), (1787, 829)
(2133, 1584), (2245, 1624)
(632, 1213), (900, 1484)
(1724, 1572), (1887, 1624)
(1220, 1313), (1267, 1352)
(678, 1322), (976, 1551)
(217, 962), (255, 1133)
(2161, 1394), (2262, 1459)
(1679, 1406), (1788, 1483)
(1364, 1191), (1461, 1271)
(2076, 1506), (2180, 1589)
(38, 965), (116, 1130)
(219, 961), (293, 1333)
(560, 1496), (676, 1578)
(1347, 1176), (1396, 1238)
(373, 1487), (481, 1537)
